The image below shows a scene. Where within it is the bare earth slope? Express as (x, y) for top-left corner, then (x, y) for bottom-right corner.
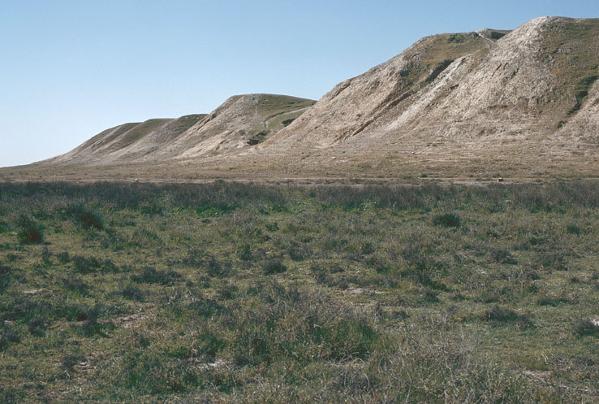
(45, 94), (315, 166)
(48, 115), (206, 165)
(162, 94), (315, 159)
(2, 16), (599, 182)
(250, 16), (599, 180)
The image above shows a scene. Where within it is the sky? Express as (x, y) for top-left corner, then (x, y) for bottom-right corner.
(0, 0), (597, 167)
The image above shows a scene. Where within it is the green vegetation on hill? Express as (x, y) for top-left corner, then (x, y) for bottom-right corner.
(0, 182), (598, 401)
(245, 94), (315, 145)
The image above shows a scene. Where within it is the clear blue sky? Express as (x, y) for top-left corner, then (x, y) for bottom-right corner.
(0, 0), (597, 167)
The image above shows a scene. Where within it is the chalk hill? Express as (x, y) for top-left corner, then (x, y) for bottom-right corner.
(4, 16), (599, 182)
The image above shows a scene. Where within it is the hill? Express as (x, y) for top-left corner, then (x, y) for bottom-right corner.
(47, 94), (315, 165)
(2, 16), (598, 182)
(253, 16), (599, 180)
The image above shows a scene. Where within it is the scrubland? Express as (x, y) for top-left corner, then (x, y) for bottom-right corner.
(0, 182), (598, 402)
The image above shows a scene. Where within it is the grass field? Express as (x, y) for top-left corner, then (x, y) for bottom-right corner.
(0, 181), (598, 402)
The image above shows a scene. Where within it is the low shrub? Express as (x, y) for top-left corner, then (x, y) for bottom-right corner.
(196, 330), (226, 361)
(57, 251), (71, 264)
(76, 305), (114, 337)
(262, 259), (287, 275)
(16, 215), (44, 244)
(491, 249), (518, 265)
(537, 295), (569, 307)
(67, 204), (105, 230)
(233, 285), (379, 366)
(482, 306), (533, 328)
(63, 276), (90, 295)
(535, 252), (568, 271)
(188, 298), (228, 319)
(196, 203), (236, 218)
(206, 256), (232, 278)
(121, 285), (145, 301)
(401, 243), (447, 290)
(566, 223), (582, 235)
(27, 317), (47, 337)
(73, 256), (119, 274)
(0, 264), (12, 292)
(132, 267), (182, 285)
(237, 244), (253, 261)
(62, 353), (86, 372)
(432, 213), (461, 228)
(0, 324), (20, 351)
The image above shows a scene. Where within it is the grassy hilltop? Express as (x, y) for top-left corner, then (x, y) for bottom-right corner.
(0, 182), (598, 402)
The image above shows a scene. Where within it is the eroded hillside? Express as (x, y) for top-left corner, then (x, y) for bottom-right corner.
(3, 17), (599, 182)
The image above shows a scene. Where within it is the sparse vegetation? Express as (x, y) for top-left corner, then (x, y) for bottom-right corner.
(0, 181), (598, 401)
(247, 130), (268, 145)
(568, 75), (599, 115)
(426, 59), (454, 83)
(448, 33), (467, 43)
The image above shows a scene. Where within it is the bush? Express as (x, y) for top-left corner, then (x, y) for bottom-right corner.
(196, 331), (226, 361)
(247, 131), (268, 146)
(16, 215), (44, 244)
(206, 256), (232, 278)
(237, 244), (253, 261)
(262, 259), (287, 275)
(62, 353), (86, 372)
(67, 204), (105, 230)
(0, 324), (20, 351)
(196, 203), (236, 218)
(121, 285), (145, 301)
(188, 298), (228, 319)
(73, 256), (119, 274)
(482, 306), (533, 328)
(448, 33), (466, 43)
(491, 249), (518, 265)
(537, 295), (569, 307)
(535, 252), (568, 271)
(401, 242), (447, 290)
(76, 305), (114, 337)
(0, 385), (24, 403)
(132, 267), (182, 285)
(27, 317), (47, 337)
(63, 276), (89, 295)
(566, 223), (582, 235)
(568, 75), (599, 115)
(57, 251), (71, 264)
(432, 213), (461, 228)
(0, 264), (12, 292)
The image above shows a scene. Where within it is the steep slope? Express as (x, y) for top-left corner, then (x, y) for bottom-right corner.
(48, 94), (315, 166)
(265, 29), (498, 148)
(49, 115), (206, 165)
(269, 17), (599, 150)
(162, 94), (315, 159)
(237, 16), (599, 179)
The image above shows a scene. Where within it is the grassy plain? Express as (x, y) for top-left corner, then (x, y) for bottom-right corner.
(0, 181), (598, 402)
